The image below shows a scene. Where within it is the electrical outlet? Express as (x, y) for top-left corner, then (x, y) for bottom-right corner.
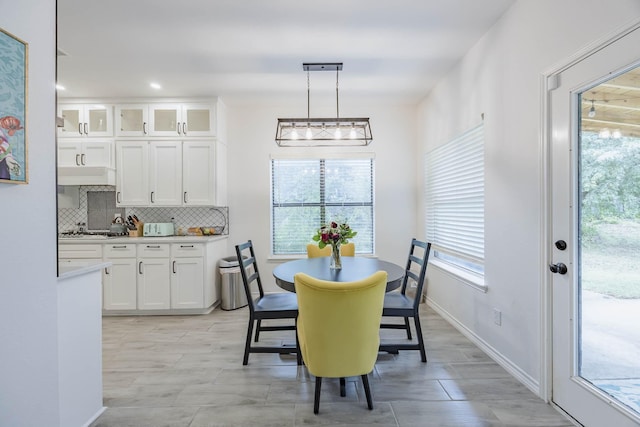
(493, 308), (502, 326)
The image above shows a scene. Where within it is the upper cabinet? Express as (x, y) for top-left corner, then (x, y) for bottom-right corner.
(115, 104), (150, 137)
(148, 103), (216, 137)
(57, 103), (114, 138)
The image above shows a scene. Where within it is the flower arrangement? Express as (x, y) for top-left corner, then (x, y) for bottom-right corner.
(312, 220), (357, 269)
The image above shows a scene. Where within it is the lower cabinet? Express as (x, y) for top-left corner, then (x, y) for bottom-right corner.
(100, 238), (225, 314)
(171, 243), (205, 309)
(103, 244), (137, 310)
(137, 244), (171, 310)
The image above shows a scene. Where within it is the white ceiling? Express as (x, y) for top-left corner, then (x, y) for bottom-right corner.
(57, 0), (515, 105)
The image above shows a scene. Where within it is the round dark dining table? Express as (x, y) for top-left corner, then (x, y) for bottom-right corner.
(273, 256), (405, 292)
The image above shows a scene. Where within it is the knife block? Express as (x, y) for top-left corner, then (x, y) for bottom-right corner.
(129, 223), (144, 237)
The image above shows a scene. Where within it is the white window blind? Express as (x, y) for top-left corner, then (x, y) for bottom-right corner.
(425, 124), (484, 266)
(271, 157), (374, 255)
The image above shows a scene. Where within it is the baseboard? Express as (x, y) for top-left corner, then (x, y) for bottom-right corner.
(426, 297), (541, 397)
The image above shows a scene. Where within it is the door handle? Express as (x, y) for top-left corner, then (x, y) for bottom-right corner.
(139, 261), (143, 275)
(182, 122), (187, 135)
(75, 154), (80, 166)
(81, 154), (86, 165)
(84, 123), (88, 135)
(549, 263), (568, 275)
(173, 260), (176, 274)
(143, 122), (147, 134)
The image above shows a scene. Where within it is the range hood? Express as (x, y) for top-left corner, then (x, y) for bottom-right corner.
(57, 166), (116, 186)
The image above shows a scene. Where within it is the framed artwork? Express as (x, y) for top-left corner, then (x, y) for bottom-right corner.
(0, 27), (27, 184)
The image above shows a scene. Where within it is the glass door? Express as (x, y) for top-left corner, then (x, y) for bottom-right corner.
(549, 25), (640, 427)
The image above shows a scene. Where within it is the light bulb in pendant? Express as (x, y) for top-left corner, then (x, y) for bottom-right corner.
(588, 100), (596, 118)
(306, 126), (312, 139)
(335, 126), (342, 139)
(349, 123), (357, 139)
(291, 125), (298, 140)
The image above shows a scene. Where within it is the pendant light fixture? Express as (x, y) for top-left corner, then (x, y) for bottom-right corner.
(275, 63), (372, 146)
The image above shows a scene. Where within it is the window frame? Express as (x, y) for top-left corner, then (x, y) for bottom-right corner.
(270, 152), (375, 258)
(424, 124), (486, 291)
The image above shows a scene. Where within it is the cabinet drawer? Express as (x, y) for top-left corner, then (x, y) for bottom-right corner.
(138, 243), (170, 258)
(104, 243), (137, 258)
(59, 244), (103, 259)
(171, 243), (204, 257)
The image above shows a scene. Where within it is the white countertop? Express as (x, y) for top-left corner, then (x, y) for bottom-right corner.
(59, 235), (228, 244)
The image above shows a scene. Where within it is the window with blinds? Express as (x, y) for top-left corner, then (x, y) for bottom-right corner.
(271, 157), (375, 255)
(425, 124), (484, 274)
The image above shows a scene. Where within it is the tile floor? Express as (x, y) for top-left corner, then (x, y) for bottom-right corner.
(91, 305), (576, 427)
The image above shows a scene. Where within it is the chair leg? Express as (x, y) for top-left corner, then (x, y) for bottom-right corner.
(254, 319), (262, 342)
(314, 376), (322, 414)
(295, 319), (302, 365)
(413, 315), (427, 363)
(339, 377), (346, 397)
(361, 374), (373, 410)
(404, 317), (412, 340)
(243, 317), (254, 366)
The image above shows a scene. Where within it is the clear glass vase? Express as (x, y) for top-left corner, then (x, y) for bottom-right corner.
(330, 244), (342, 269)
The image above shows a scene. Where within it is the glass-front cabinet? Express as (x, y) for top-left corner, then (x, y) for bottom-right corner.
(115, 104), (150, 137)
(57, 103), (114, 138)
(149, 103), (216, 137)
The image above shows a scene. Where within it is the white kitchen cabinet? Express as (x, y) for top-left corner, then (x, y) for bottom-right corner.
(116, 141), (149, 206)
(171, 243), (205, 309)
(58, 103), (113, 138)
(115, 104), (150, 137)
(58, 138), (114, 168)
(137, 244), (171, 310)
(214, 140), (228, 206)
(117, 140), (220, 207)
(149, 141), (183, 206)
(149, 103), (216, 137)
(58, 243), (103, 274)
(103, 243), (137, 311)
(182, 141), (216, 205)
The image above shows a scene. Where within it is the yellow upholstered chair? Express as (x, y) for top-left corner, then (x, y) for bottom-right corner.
(339, 242), (355, 256)
(294, 271), (387, 414)
(306, 243), (331, 258)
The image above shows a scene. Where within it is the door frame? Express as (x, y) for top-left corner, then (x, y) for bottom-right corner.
(540, 16), (640, 413)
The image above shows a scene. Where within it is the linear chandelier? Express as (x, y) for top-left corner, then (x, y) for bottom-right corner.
(275, 63), (372, 146)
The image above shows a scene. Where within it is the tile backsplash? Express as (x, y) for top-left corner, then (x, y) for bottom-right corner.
(58, 185), (228, 234)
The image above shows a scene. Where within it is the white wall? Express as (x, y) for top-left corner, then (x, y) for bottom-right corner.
(226, 99), (418, 292)
(417, 0), (640, 394)
(0, 0), (59, 425)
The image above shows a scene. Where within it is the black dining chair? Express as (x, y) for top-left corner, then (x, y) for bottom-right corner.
(379, 239), (432, 362)
(235, 240), (301, 365)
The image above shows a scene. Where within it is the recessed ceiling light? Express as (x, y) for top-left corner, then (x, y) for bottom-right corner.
(56, 84), (65, 91)
(150, 82), (162, 90)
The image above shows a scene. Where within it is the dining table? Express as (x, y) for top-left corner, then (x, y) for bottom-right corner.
(272, 256), (405, 292)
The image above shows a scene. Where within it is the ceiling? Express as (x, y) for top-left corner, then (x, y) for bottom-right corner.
(57, 0), (515, 105)
(581, 67), (640, 138)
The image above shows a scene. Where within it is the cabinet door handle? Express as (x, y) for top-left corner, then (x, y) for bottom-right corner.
(83, 123), (88, 135)
(81, 154), (86, 165)
(116, 192), (121, 203)
(150, 191), (155, 203)
(172, 261), (176, 274)
(75, 154), (80, 166)
(105, 267), (110, 275)
(78, 123), (83, 135)
(177, 123), (181, 135)
(183, 192), (188, 203)
(146, 245), (161, 249)
(112, 245), (127, 249)
(182, 122), (187, 135)
(139, 261), (143, 274)
(143, 122), (147, 134)
(180, 245), (194, 248)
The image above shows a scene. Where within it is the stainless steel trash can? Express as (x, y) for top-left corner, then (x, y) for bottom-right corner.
(219, 256), (248, 310)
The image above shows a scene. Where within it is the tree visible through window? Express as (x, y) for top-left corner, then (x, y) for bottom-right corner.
(271, 157), (374, 255)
